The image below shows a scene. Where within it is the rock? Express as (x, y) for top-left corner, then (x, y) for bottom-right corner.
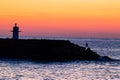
(0, 39), (113, 62)
(97, 56), (113, 61)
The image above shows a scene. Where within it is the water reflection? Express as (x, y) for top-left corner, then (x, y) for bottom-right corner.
(0, 60), (120, 80)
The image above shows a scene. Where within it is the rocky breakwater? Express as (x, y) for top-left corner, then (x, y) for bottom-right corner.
(0, 39), (112, 62)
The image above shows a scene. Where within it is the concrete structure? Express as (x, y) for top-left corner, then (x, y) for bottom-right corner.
(11, 23), (21, 39)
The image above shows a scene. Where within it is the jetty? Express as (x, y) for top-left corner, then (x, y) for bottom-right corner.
(0, 23), (113, 62)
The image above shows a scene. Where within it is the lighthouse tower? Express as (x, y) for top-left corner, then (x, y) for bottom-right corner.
(11, 23), (21, 39)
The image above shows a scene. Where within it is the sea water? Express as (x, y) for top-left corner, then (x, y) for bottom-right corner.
(0, 38), (120, 80)
(70, 38), (120, 60)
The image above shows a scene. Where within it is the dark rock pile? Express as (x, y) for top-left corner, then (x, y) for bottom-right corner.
(0, 39), (112, 62)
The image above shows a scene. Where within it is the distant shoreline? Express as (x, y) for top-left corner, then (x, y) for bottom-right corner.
(0, 36), (120, 40)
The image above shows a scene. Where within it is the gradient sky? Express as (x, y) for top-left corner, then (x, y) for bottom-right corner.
(0, 0), (120, 38)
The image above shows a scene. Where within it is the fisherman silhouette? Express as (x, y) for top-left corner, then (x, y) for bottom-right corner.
(85, 43), (91, 52)
(85, 43), (88, 48)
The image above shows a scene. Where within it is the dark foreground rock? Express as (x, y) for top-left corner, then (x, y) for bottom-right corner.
(0, 39), (113, 62)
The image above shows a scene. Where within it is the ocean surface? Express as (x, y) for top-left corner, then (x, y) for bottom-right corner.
(0, 38), (120, 80)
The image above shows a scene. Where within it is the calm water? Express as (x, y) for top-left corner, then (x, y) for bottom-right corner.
(0, 38), (120, 80)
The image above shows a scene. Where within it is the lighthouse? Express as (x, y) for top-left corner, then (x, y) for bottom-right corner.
(11, 23), (21, 39)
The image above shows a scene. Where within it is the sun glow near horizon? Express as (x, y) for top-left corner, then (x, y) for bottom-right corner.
(0, 0), (120, 38)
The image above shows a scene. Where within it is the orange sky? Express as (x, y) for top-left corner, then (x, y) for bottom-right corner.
(0, 0), (120, 38)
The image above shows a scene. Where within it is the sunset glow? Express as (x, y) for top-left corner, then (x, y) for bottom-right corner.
(0, 0), (120, 38)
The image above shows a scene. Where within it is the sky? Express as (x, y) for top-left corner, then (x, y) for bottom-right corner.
(0, 0), (120, 38)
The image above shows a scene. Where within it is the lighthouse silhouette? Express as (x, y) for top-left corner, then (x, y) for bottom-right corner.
(11, 23), (21, 39)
